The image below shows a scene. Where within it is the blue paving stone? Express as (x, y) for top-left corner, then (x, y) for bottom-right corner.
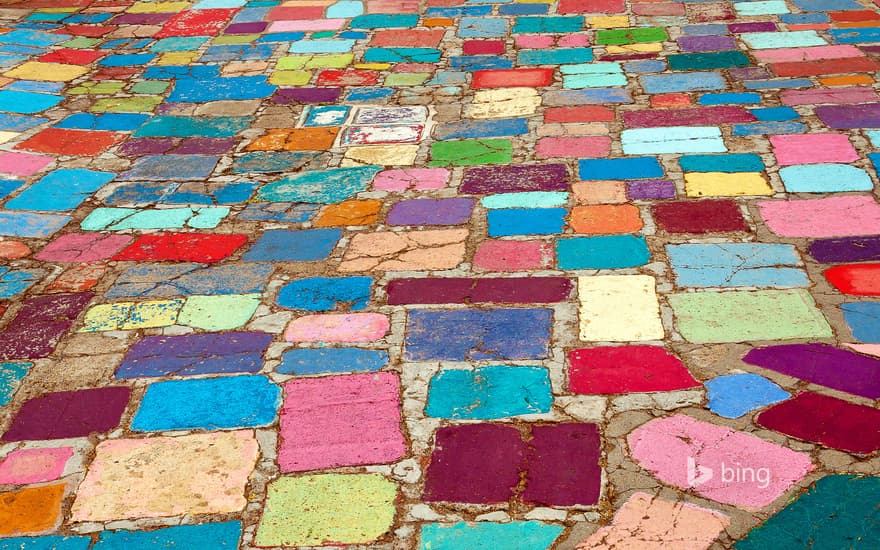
(779, 164), (873, 193)
(487, 208), (566, 237)
(750, 106), (799, 121)
(666, 243), (808, 287)
(682, 25), (727, 36)
(519, 48), (593, 65)
(781, 13), (828, 23)
(257, 32), (306, 43)
(340, 31), (368, 39)
(792, 0), (862, 10)
(99, 53), (155, 66)
(122, 155), (220, 181)
(201, 44), (276, 62)
(448, 55), (514, 70)
(327, 0), (364, 18)
(232, 7), (272, 22)
(93, 522), (243, 549)
(0, 91), (62, 114)
(0, 179), (23, 202)
(107, 264), (274, 298)
(458, 17), (508, 37)
(679, 153), (765, 173)
(288, 39), (356, 53)
(831, 27), (880, 43)
(556, 235), (651, 270)
(277, 276), (372, 311)
(579, 157), (664, 180)
(144, 65), (221, 80)
(512, 15), (583, 33)
(64, 13), (113, 23)
(419, 522), (563, 550)
(167, 76), (276, 102)
(405, 308), (552, 361)
(426, 5), (492, 16)
(151, 37), (211, 52)
(624, 59), (667, 73)
(132, 375), (280, 432)
(237, 203), (318, 222)
(842, 302), (880, 343)
(6, 81), (63, 93)
(277, 347), (388, 375)
(346, 87), (395, 101)
(55, 113), (149, 131)
(232, 151), (328, 174)
(6, 169), (115, 212)
(434, 118), (529, 140)
(641, 72), (727, 93)
(0, 212), (70, 238)
(161, 182), (258, 205)
(742, 78), (812, 90)
(364, 47), (441, 63)
(103, 182), (176, 206)
(0, 536), (90, 550)
(0, 113), (47, 132)
(258, 166), (381, 203)
(0, 29), (68, 47)
(699, 92), (761, 105)
(426, 365), (552, 419)
(0, 361), (31, 407)
(732, 122), (807, 135)
(243, 228), (342, 262)
(351, 14), (418, 28)
(134, 116), (252, 138)
(546, 88), (633, 104)
(499, 3), (548, 14)
(706, 373), (791, 418)
(0, 54), (27, 69)
(0, 267), (43, 298)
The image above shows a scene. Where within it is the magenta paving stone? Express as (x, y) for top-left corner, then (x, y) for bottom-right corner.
(35, 233), (132, 263)
(815, 103), (880, 129)
(521, 423), (601, 506)
(422, 423), (526, 504)
(0, 292), (93, 360)
(459, 164), (568, 194)
(623, 106), (756, 128)
(274, 87), (343, 104)
(117, 138), (176, 156)
(808, 235), (880, 263)
(174, 138), (237, 155)
(3, 386), (130, 441)
(385, 198), (474, 226)
(729, 21), (777, 32)
(756, 392), (880, 455)
(743, 343), (880, 399)
(386, 277), (573, 305)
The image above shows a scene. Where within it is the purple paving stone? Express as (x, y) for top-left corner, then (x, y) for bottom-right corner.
(623, 106), (755, 128)
(809, 235), (880, 263)
(678, 35), (737, 52)
(115, 331), (274, 378)
(729, 21), (777, 33)
(174, 137), (236, 155)
(627, 179), (676, 200)
(225, 22), (268, 34)
(117, 138), (175, 156)
(3, 386), (131, 441)
(729, 66), (771, 80)
(387, 277), (573, 304)
(816, 103), (880, 129)
(273, 87), (343, 104)
(111, 13), (172, 24)
(460, 164), (568, 194)
(0, 292), (94, 360)
(521, 423), (601, 506)
(386, 198), (474, 226)
(743, 343), (880, 399)
(862, 46), (880, 55)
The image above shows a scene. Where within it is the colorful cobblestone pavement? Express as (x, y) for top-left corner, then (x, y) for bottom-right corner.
(1, 0), (880, 548)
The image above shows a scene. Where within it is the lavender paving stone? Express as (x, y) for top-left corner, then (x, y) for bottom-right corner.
(627, 180), (677, 199)
(460, 164), (568, 193)
(405, 308), (552, 361)
(3, 387), (130, 441)
(0, 292), (93, 360)
(106, 264), (273, 298)
(386, 198), (474, 226)
(743, 343), (880, 399)
(115, 332), (274, 379)
(277, 348), (388, 376)
(678, 35), (737, 52)
(816, 103), (880, 129)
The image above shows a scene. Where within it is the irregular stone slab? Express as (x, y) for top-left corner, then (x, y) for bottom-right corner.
(387, 277), (572, 304)
(0, 211), (71, 238)
(115, 332), (273, 378)
(277, 276), (372, 311)
(178, 294), (261, 331)
(284, 313), (389, 343)
(35, 233), (131, 262)
(112, 233), (247, 263)
(93, 522), (243, 549)
(0, 447), (72, 485)
(277, 348), (388, 376)
(80, 299), (183, 332)
(522, 423), (601, 506)
(667, 243), (807, 287)
(257, 166), (381, 203)
(576, 492), (729, 550)
(71, 431), (259, 522)
(744, 343), (880, 399)
(6, 169), (114, 212)
(757, 392), (880, 454)
(373, 167), (449, 191)
(0, 266), (43, 298)
(825, 263), (880, 295)
(0, 484), (65, 536)
(243, 228), (341, 262)
(569, 346), (699, 394)
(107, 263), (273, 298)
(0, 361), (31, 406)
(339, 228), (467, 272)
(82, 207), (229, 231)
(426, 365), (552, 419)
(406, 308), (551, 361)
(735, 476), (880, 549)
(669, 289), (832, 343)
(706, 373), (791, 419)
(255, 474), (397, 546)
(629, 414), (813, 508)
(420, 522), (563, 550)
(842, 302), (880, 342)
(759, 196), (880, 238)
(809, 235), (880, 263)
(0, 292), (93, 360)
(578, 275), (664, 342)
(279, 372), (404, 472)
(4, 387), (130, 441)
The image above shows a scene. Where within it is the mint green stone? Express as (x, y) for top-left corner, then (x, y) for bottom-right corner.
(429, 139), (512, 166)
(81, 207), (230, 230)
(482, 192), (568, 209)
(178, 294), (261, 331)
(130, 81), (169, 94)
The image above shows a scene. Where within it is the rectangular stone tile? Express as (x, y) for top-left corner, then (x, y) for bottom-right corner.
(0, 293), (93, 360)
(667, 243), (808, 287)
(578, 275), (664, 342)
(386, 277), (573, 304)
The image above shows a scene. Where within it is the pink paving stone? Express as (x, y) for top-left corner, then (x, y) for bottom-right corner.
(0, 447), (73, 485)
(0, 152), (53, 177)
(372, 168), (449, 191)
(35, 233), (132, 263)
(536, 136), (611, 158)
(759, 195), (880, 238)
(752, 44), (863, 63)
(628, 414), (814, 509)
(284, 313), (390, 343)
(268, 19), (345, 32)
(559, 34), (590, 47)
(516, 35), (555, 49)
(278, 372), (406, 472)
(473, 240), (554, 271)
(781, 86), (880, 106)
(770, 133), (859, 166)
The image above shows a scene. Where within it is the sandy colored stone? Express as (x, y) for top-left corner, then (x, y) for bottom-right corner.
(339, 229), (468, 271)
(342, 144), (419, 166)
(465, 88), (542, 119)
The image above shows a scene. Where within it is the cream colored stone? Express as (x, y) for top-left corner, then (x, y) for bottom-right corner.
(578, 275), (664, 342)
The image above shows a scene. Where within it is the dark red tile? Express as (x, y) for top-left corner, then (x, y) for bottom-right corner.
(568, 346), (700, 394)
(652, 200), (749, 234)
(3, 387), (131, 441)
(522, 423), (601, 506)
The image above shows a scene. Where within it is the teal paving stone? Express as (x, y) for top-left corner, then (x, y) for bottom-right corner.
(512, 16), (583, 33)
(667, 51), (751, 70)
(732, 122), (807, 135)
(778, 164), (873, 193)
(5, 169), (115, 212)
(93, 522), (242, 549)
(81, 207), (229, 230)
(0, 267), (44, 298)
(0, 211), (70, 238)
(277, 276), (372, 311)
(55, 113), (150, 132)
(327, 0), (364, 17)
(236, 203), (318, 223)
(561, 62), (625, 88)
(364, 47), (442, 63)
(134, 116), (253, 138)
(302, 105), (351, 127)
(740, 30), (826, 49)
(666, 243), (808, 287)
(0, 91), (62, 114)
(106, 263), (273, 298)
(622, 126), (725, 154)
(736, 0), (790, 15)
(579, 157), (664, 180)
(482, 192), (568, 209)
(679, 153), (765, 173)
(419, 522), (563, 550)
(640, 72), (726, 93)
(556, 235), (651, 270)
(487, 208), (566, 237)
(830, 27), (880, 44)
(277, 347), (388, 376)
(841, 302), (880, 343)
(121, 155), (220, 181)
(706, 373), (791, 418)
(699, 92), (761, 105)
(242, 228), (341, 262)
(458, 17), (508, 37)
(232, 151), (329, 174)
(167, 76), (276, 102)
(257, 166), (381, 203)
(434, 118), (529, 140)
(0, 361), (31, 407)
(151, 36), (210, 52)
(0, 536), (90, 550)
(351, 14), (418, 28)
(145, 65), (221, 80)
(735, 476), (880, 549)
(425, 365), (552, 419)
(131, 375), (281, 432)
(518, 48), (593, 65)
(289, 39), (356, 54)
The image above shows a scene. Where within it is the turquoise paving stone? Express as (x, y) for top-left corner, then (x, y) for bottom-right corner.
(667, 51), (751, 70)
(666, 243), (808, 287)
(6, 169), (115, 212)
(487, 208), (566, 236)
(512, 15), (583, 33)
(8, 81), (63, 94)
(425, 366), (552, 419)
(735, 0), (789, 15)
(556, 235), (650, 270)
(0, 361), (31, 407)
(0, 536), (90, 549)
(732, 121), (807, 135)
(0, 91), (62, 114)
(706, 373), (791, 418)
(622, 126), (725, 154)
(0, 267), (44, 298)
(561, 62), (625, 88)
(0, 212), (70, 238)
(579, 157), (664, 180)
(449, 56), (513, 70)
(243, 228), (342, 261)
(735, 476), (880, 549)
(679, 153), (765, 172)
(0, 29), (69, 47)
(641, 72), (726, 93)
(699, 92), (761, 105)
(134, 116), (252, 138)
(482, 192), (568, 209)
(131, 375), (281, 432)
(151, 36), (210, 52)
(841, 302), (880, 342)
(778, 164), (873, 193)
(277, 276), (373, 311)
(122, 155), (220, 181)
(167, 76), (276, 102)
(81, 207), (229, 230)
(740, 30), (826, 49)
(351, 14), (418, 28)
(458, 17), (508, 37)
(289, 39), (356, 53)
(419, 522), (563, 550)
(277, 348), (388, 375)
(518, 48), (593, 65)
(55, 113), (149, 131)
(162, 182), (257, 205)
(232, 151), (328, 174)
(258, 166), (382, 203)
(327, 0), (364, 17)
(93, 522), (243, 549)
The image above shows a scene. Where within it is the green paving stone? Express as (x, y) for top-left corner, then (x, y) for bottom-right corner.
(596, 27), (668, 45)
(129, 81), (170, 94)
(214, 34), (259, 45)
(667, 51), (752, 71)
(69, 81), (126, 95)
(91, 96), (163, 113)
(384, 73), (430, 86)
(62, 37), (102, 48)
(178, 294), (262, 331)
(429, 139), (513, 166)
(278, 54), (354, 69)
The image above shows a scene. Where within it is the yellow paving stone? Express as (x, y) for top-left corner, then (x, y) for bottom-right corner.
(127, 1), (190, 13)
(158, 52), (199, 65)
(578, 275), (664, 342)
(342, 145), (419, 167)
(79, 299), (184, 332)
(588, 15), (630, 28)
(355, 63), (391, 70)
(4, 62), (88, 82)
(684, 172), (774, 197)
(606, 43), (663, 53)
(465, 88), (542, 119)
(269, 70), (312, 86)
(278, 54), (354, 69)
